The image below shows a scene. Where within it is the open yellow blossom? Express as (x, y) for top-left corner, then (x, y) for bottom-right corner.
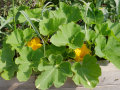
(27, 37), (42, 51)
(74, 44), (90, 62)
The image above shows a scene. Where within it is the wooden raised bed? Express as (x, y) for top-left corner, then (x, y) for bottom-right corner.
(0, 61), (120, 90)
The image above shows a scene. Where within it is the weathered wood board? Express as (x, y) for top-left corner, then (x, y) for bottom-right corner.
(0, 61), (120, 90)
(0, 76), (35, 90)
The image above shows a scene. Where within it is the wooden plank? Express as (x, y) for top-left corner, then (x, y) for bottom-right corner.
(0, 76), (35, 90)
(49, 85), (120, 90)
(98, 61), (120, 86)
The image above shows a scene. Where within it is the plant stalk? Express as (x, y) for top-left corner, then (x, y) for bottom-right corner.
(12, 0), (16, 30)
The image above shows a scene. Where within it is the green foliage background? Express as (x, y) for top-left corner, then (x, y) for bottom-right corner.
(0, 0), (120, 90)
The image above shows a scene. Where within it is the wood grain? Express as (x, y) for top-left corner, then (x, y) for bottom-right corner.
(0, 76), (35, 90)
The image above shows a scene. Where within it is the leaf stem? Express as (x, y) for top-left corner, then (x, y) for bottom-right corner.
(20, 11), (46, 57)
(12, 0), (16, 30)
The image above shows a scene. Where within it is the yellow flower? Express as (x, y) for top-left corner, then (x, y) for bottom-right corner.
(27, 37), (42, 51)
(74, 44), (90, 62)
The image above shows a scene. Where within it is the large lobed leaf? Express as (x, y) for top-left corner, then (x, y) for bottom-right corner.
(104, 22), (120, 69)
(107, 21), (120, 39)
(15, 47), (44, 81)
(95, 21), (120, 69)
(6, 30), (24, 48)
(72, 55), (101, 88)
(0, 29), (34, 80)
(15, 47), (33, 81)
(95, 23), (111, 36)
(6, 28), (43, 82)
(19, 8), (42, 23)
(0, 43), (17, 80)
(6, 29), (34, 51)
(39, 2), (81, 36)
(81, 3), (104, 25)
(35, 54), (72, 90)
(59, 2), (82, 22)
(45, 2), (82, 23)
(104, 36), (120, 69)
(50, 22), (85, 49)
(39, 17), (66, 36)
(95, 35), (106, 58)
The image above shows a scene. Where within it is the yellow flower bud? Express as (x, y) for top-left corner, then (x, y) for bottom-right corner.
(74, 44), (90, 62)
(27, 37), (42, 51)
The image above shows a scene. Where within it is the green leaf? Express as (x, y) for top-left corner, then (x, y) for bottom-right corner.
(84, 30), (96, 41)
(19, 8), (41, 23)
(31, 49), (44, 71)
(7, 6), (29, 23)
(114, 0), (120, 15)
(6, 30), (24, 50)
(72, 55), (101, 88)
(48, 54), (63, 65)
(6, 29), (34, 51)
(96, 0), (102, 8)
(39, 2), (82, 36)
(7, 6), (41, 23)
(0, 49), (4, 73)
(45, 2), (81, 23)
(38, 58), (52, 71)
(20, 11), (45, 54)
(50, 22), (85, 49)
(104, 36), (120, 69)
(107, 21), (120, 39)
(45, 9), (66, 20)
(39, 18), (66, 36)
(35, 54), (72, 90)
(20, 11), (41, 37)
(15, 47), (32, 81)
(59, 2), (82, 22)
(45, 44), (66, 57)
(95, 35), (106, 58)
(95, 23), (111, 36)
(0, 42), (17, 80)
(23, 28), (34, 41)
(36, 67), (55, 89)
(0, 17), (13, 30)
(15, 47), (44, 81)
(0, 16), (13, 30)
(63, 49), (75, 59)
(16, 57), (32, 82)
(81, 4), (104, 25)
